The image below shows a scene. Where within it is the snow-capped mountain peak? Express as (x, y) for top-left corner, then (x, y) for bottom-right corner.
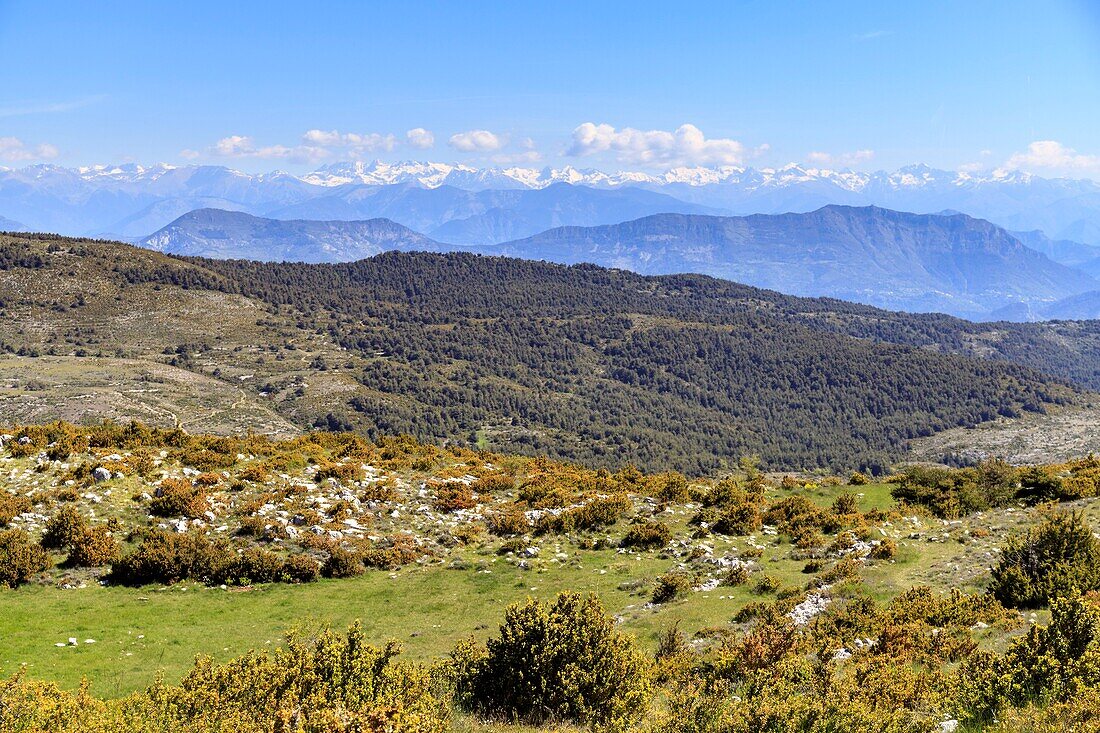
(2, 160), (1099, 248)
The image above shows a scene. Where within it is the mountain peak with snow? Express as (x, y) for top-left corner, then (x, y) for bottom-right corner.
(2, 160), (1099, 247)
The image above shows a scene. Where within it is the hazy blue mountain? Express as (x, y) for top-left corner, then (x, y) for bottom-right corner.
(5, 162), (1100, 248)
(0, 215), (25, 231)
(269, 182), (717, 244)
(643, 165), (1100, 246)
(140, 208), (441, 263)
(0, 164), (318, 237)
(1037, 291), (1100, 320)
(1007, 228), (1100, 269)
(487, 205), (1099, 318)
(101, 196), (253, 240)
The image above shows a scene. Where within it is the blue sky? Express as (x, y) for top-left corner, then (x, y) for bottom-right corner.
(1, 0), (1099, 176)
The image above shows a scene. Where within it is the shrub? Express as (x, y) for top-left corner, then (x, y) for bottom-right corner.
(832, 492), (859, 515)
(892, 459), (1019, 518)
(621, 520), (672, 550)
(40, 506), (88, 550)
(66, 526), (120, 567)
(653, 571), (694, 603)
(0, 529), (49, 587)
(485, 506), (530, 537)
(1016, 465), (1066, 504)
(0, 493), (31, 526)
(227, 548), (286, 584)
(849, 471), (870, 486)
(990, 510), (1100, 608)
(753, 573), (781, 595)
(764, 496), (825, 536)
(7, 621), (445, 731)
(470, 473), (515, 495)
(433, 484), (476, 512)
(452, 591), (651, 728)
(362, 534), (423, 569)
(870, 537), (898, 560)
(323, 546), (364, 578)
(150, 478), (209, 519)
(176, 446), (236, 472)
(315, 461), (365, 483)
(282, 553), (320, 583)
(723, 564), (750, 585)
(536, 494), (632, 534)
(235, 515), (269, 538)
(110, 530), (233, 585)
(237, 463), (268, 483)
(655, 473), (690, 502)
(958, 594), (1100, 726)
(193, 471), (221, 487)
(715, 615), (797, 677)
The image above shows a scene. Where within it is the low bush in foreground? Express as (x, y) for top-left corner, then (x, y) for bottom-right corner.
(989, 510), (1100, 608)
(0, 622), (446, 732)
(452, 591), (651, 729)
(0, 529), (49, 587)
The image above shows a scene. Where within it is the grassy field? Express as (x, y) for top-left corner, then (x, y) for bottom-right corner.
(1, 431), (1059, 701)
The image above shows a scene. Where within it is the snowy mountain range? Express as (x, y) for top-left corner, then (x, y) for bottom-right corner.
(2, 161), (1100, 246)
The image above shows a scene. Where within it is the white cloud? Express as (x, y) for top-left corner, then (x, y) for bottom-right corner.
(198, 128), (437, 165)
(805, 149), (875, 167)
(957, 161), (986, 174)
(208, 135), (327, 164)
(301, 129), (397, 153)
(1000, 140), (1100, 175)
(567, 123), (748, 166)
(405, 128), (435, 149)
(448, 129), (504, 152)
(0, 95), (107, 119)
(491, 150), (543, 165)
(0, 136), (59, 162)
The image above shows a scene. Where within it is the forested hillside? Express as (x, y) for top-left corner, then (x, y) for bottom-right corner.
(2, 233), (1095, 472)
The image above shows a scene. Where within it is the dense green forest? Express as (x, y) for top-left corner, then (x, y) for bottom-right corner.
(2, 234), (1095, 472)
(175, 250), (1100, 392)
(112, 248), (1082, 472)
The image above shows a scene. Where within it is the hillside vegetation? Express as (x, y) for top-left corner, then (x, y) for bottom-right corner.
(6, 422), (1100, 732)
(1, 233), (1096, 472)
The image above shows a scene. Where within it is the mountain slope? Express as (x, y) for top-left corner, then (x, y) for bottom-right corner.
(1008, 229), (1100, 269)
(141, 208), (441, 262)
(3, 233), (1093, 473)
(1036, 291), (1100, 320)
(489, 206), (1098, 318)
(0, 215), (25, 231)
(268, 182), (717, 244)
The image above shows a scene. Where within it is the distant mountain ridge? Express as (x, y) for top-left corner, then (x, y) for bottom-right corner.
(3, 161), (1100, 246)
(487, 206), (1098, 318)
(140, 205), (1098, 319)
(269, 182), (718, 244)
(0, 215), (25, 231)
(141, 209), (440, 263)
